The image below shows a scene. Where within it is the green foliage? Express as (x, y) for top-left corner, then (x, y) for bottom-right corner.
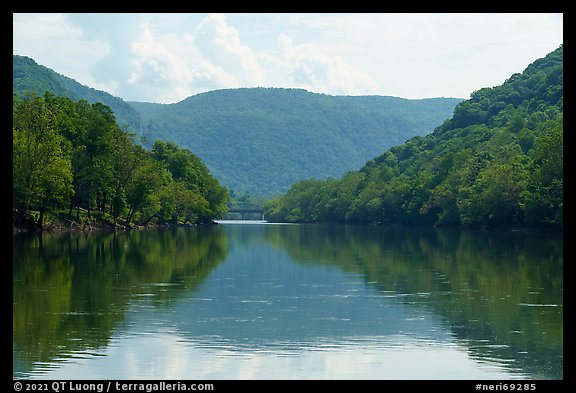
(267, 46), (563, 230)
(151, 140), (230, 223)
(12, 54), (461, 197)
(13, 93), (229, 230)
(523, 121), (563, 228)
(130, 89), (461, 197)
(13, 226), (229, 371)
(13, 93), (74, 229)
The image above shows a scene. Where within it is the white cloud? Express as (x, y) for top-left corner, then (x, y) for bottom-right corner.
(303, 13), (563, 98)
(124, 13), (384, 102)
(192, 14), (266, 88)
(13, 13), (113, 94)
(13, 13), (563, 103)
(31, 330), (519, 380)
(128, 23), (194, 103)
(266, 33), (381, 95)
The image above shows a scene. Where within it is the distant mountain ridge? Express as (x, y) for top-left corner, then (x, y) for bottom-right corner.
(13, 55), (462, 197)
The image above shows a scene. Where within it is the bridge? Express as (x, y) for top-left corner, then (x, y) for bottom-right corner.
(225, 203), (265, 221)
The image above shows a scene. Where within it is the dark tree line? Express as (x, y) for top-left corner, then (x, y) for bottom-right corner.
(265, 46), (563, 230)
(13, 92), (230, 230)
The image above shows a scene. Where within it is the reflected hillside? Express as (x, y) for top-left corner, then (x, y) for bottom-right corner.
(158, 225), (454, 356)
(13, 224), (562, 379)
(13, 227), (228, 377)
(263, 224), (563, 379)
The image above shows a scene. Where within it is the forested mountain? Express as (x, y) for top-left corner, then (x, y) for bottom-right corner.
(265, 46), (563, 230)
(13, 55), (144, 134)
(13, 55), (461, 197)
(129, 90), (462, 197)
(130, 90), (461, 197)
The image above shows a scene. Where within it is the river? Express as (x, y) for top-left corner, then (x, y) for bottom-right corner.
(13, 222), (563, 380)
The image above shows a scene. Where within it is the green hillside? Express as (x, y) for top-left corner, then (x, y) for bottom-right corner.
(130, 88), (461, 197)
(13, 55), (461, 197)
(13, 55), (144, 133)
(265, 46), (563, 230)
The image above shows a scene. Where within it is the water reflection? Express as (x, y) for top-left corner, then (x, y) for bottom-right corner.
(262, 224), (563, 379)
(13, 224), (562, 379)
(13, 227), (228, 378)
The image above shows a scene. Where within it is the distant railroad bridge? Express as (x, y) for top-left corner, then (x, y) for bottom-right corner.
(225, 203), (265, 220)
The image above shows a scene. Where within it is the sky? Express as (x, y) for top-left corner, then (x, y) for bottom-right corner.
(13, 13), (563, 104)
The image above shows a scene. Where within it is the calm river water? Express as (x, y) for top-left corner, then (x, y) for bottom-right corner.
(13, 222), (563, 380)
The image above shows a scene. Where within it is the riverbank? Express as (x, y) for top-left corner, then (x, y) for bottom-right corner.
(12, 210), (215, 234)
(13, 221), (213, 234)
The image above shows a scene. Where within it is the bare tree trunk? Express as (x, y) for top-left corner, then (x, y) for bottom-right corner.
(38, 200), (47, 230)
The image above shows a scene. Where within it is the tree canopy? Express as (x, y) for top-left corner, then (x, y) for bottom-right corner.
(265, 46), (563, 230)
(13, 92), (230, 230)
(130, 88), (461, 197)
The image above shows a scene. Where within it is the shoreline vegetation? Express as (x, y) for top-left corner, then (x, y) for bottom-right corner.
(12, 208), (219, 234)
(263, 46), (563, 232)
(13, 93), (230, 234)
(13, 47), (563, 234)
(12, 211), (562, 235)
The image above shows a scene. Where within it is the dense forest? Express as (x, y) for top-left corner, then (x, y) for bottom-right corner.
(265, 46), (563, 230)
(13, 56), (461, 198)
(13, 92), (230, 231)
(129, 89), (461, 196)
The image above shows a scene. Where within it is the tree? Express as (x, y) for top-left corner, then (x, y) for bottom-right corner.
(108, 127), (141, 228)
(470, 148), (528, 227)
(151, 140), (229, 223)
(523, 122), (563, 228)
(125, 152), (166, 226)
(13, 93), (74, 229)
